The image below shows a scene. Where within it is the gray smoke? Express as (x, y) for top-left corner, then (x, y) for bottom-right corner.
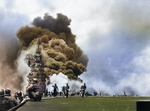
(0, 10), (29, 93)
(32, 13), (72, 34)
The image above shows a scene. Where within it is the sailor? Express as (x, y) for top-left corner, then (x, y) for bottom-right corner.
(65, 83), (70, 98)
(62, 86), (65, 97)
(14, 90), (23, 103)
(26, 78), (43, 101)
(5, 88), (19, 106)
(52, 83), (58, 97)
(0, 89), (17, 111)
(81, 83), (86, 97)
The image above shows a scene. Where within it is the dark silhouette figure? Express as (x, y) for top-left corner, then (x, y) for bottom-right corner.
(52, 84), (58, 97)
(65, 83), (70, 98)
(81, 83), (86, 97)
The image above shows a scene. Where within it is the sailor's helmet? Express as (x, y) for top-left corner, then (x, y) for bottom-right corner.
(0, 89), (4, 97)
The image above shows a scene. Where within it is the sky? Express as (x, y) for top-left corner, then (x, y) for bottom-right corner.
(1, 0), (150, 96)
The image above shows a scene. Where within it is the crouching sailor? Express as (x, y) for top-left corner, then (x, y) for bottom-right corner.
(26, 78), (43, 101)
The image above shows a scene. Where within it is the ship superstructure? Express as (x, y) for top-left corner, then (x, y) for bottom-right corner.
(25, 40), (48, 92)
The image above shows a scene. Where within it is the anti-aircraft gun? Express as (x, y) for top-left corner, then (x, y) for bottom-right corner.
(24, 39), (49, 92)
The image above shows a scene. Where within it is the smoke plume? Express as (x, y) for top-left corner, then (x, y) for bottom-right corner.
(16, 13), (88, 81)
(0, 12), (88, 94)
(0, 36), (23, 93)
(46, 72), (83, 93)
(0, 28), (23, 93)
(32, 13), (88, 67)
